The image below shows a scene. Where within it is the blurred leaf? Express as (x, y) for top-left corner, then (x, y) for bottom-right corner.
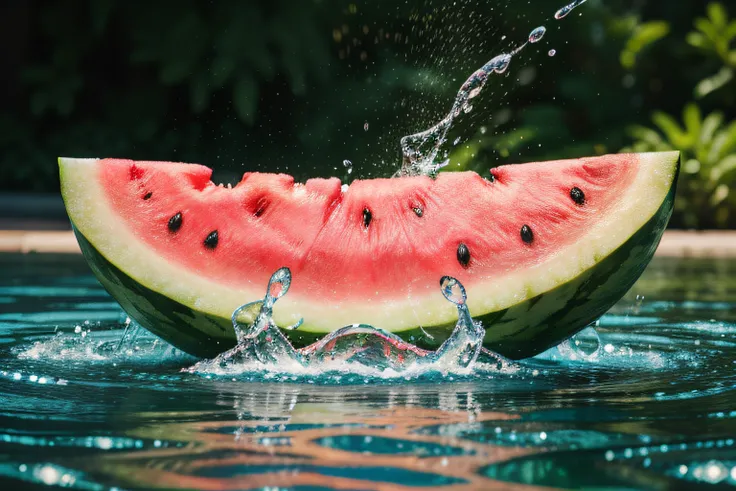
(190, 73), (210, 114)
(683, 159), (701, 174)
(686, 32), (709, 50)
(210, 56), (237, 88)
(683, 103), (702, 138)
(620, 21), (670, 69)
(707, 3), (728, 30)
(29, 93), (48, 116)
(695, 67), (734, 98)
(628, 125), (667, 148)
(711, 155), (736, 181)
(89, 0), (114, 34)
(701, 112), (725, 146)
(694, 18), (720, 46)
(652, 112), (688, 148)
(233, 74), (258, 125)
(727, 23), (736, 42)
(711, 183), (729, 205)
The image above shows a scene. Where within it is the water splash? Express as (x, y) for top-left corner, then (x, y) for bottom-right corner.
(397, 26), (545, 177)
(17, 321), (186, 364)
(556, 326), (602, 361)
(555, 0), (587, 20)
(397, 0), (592, 178)
(187, 269), (512, 378)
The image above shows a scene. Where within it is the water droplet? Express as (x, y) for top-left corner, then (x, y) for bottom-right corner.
(440, 276), (467, 305)
(528, 26), (546, 43)
(548, 49), (556, 56)
(489, 53), (511, 74)
(453, 137), (461, 146)
(267, 268), (291, 301)
(555, 0), (587, 20)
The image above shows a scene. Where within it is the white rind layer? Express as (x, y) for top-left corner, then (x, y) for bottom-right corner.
(59, 152), (678, 333)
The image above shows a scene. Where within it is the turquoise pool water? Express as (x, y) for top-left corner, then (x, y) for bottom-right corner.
(0, 253), (735, 490)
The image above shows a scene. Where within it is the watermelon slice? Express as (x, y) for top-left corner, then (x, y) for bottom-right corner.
(59, 152), (679, 359)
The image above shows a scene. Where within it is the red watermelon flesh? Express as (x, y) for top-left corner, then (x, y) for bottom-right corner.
(102, 155), (631, 299)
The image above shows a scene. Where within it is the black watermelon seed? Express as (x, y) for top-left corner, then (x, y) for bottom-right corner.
(362, 208), (372, 228)
(413, 206), (424, 217)
(570, 187), (585, 205)
(520, 225), (534, 244)
(488, 170), (496, 183)
(457, 243), (470, 268)
(204, 230), (219, 249)
(143, 192), (152, 200)
(168, 212), (183, 233)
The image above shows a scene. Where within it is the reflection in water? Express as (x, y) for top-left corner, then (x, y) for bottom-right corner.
(0, 254), (735, 489)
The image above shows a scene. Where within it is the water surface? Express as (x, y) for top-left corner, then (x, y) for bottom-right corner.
(1, 253), (735, 490)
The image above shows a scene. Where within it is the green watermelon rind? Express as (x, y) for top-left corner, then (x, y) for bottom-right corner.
(69, 156), (678, 360)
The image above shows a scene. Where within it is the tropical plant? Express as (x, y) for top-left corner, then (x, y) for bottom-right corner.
(622, 2), (736, 228)
(686, 2), (736, 100)
(623, 104), (736, 228)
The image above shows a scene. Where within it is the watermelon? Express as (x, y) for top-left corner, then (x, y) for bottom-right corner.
(58, 152), (679, 360)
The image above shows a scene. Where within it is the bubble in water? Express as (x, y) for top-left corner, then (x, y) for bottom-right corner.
(363, 122), (369, 131)
(343, 159), (353, 174)
(528, 26), (546, 44)
(548, 49), (556, 56)
(555, 0), (587, 20)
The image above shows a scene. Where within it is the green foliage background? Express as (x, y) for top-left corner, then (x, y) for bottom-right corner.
(0, 0), (734, 228)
